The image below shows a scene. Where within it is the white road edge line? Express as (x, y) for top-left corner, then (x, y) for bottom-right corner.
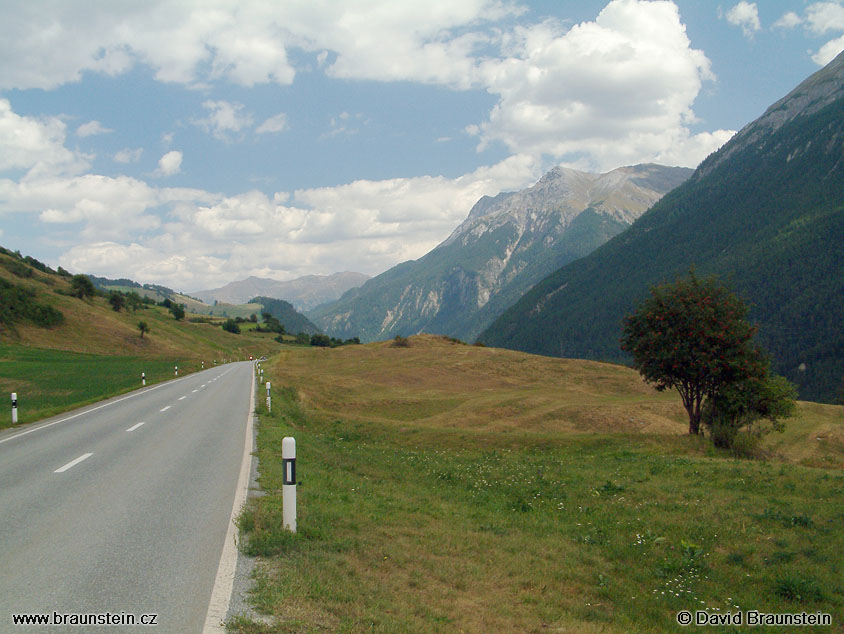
(54, 453), (93, 473)
(160, 406), (172, 412)
(126, 422), (145, 432)
(0, 377), (186, 446)
(179, 396), (187, 400)
(203, 366), (255, 634)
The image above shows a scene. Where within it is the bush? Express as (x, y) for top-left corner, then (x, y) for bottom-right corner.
(391, 335), (411, 348)
(310, 334), (331, 347)
(222, 319), (241, 334)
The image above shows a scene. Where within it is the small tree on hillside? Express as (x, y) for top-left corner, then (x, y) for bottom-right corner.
(138, 321), (150, 338)
(170, 303), (185, 321)
(70, 274), (96, 299)
(108, 291), (125, 312)
(621, 271), (763, 435)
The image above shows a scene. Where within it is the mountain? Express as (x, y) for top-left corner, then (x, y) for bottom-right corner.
(311, 164), (691, 343)
(250, 296), (320, 335)
(192, 272), (369, 311)
(481, 51), (844, 403)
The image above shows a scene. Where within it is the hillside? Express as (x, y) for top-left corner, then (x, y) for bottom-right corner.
(312, 164), (691, 343)
(481, 51), (844, 403)
(233, 335), (844, 632)
(0, 247), (283, 362)
(250, 296), (320, 334)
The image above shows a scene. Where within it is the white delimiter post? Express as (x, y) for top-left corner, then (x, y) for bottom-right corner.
(282, 436), (296, 532)
(142, 372), (146, 386)
(11, 393), (18, 424)
(266, 380), (271, 413)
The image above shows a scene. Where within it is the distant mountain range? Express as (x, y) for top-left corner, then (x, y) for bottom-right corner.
(481, 50), (844, 403)
(310, 164), (691, 342)
(192, 272), (370, 312)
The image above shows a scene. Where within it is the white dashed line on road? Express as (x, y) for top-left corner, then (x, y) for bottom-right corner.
(54, 453), (93, 473)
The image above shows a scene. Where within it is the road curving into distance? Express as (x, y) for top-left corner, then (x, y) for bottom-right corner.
(0, 361), (256, 633)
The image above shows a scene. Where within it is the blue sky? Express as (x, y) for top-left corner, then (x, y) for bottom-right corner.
(0, 0), (841, 292)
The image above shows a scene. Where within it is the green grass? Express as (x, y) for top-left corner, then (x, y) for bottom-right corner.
(230, 339), (844, 633)
(0, 344), (211, 427)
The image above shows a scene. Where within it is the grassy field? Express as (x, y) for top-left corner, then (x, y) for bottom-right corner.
(232, 336), (844, 633)
(0, 251), (284, 427)
(0, 344), (211, 426)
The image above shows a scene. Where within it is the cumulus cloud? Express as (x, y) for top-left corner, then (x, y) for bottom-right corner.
(42, 153), (541, 289)
(468, 1), (730, 170)
(724, 2), (761, 38)
(0, 99), (90, 177)
(76, 120), (114, 137)
(154, 150), (182, 177)
(256, 112), (288, 134)
(193, 100), (254, 141)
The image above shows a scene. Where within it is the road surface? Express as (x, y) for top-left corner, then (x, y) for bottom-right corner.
(0, 361), (255, 633)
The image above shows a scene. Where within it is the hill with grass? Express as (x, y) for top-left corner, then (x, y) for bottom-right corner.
(232, 335), (844, 633)
(0, 246), (285, 426)
(481, 51), (844, 404)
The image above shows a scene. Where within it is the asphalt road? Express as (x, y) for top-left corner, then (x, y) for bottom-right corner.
(0, 361), (255, 633)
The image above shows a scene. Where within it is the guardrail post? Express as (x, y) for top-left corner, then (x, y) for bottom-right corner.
(282, 437), (296, 532)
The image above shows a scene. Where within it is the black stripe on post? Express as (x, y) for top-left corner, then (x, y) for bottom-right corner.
(283, 458), (296, 485)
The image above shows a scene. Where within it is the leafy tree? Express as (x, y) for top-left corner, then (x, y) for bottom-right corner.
(138, 321), (150, 338)
(295, 332), (310, 345)
(125, 291), (144, 312)
(310, 333), (331, 347)
(70, 274), (96, 299)
(621, 271), (762, 435)
(108, 291), (125, 312)
(169, 303), (185, 321)
(249, 313), (258, 323)
(703, 370), (796, 454)
(222, 319), (241, 334)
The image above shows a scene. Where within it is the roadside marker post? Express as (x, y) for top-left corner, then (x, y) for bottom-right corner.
(11, 393), (18, 425)
(266, 381), (271, 413)
(202, 361), (205, 369)
(174, 365), (178, 376)
(282, 436), (296, 532)
(142, 372), (146, 386)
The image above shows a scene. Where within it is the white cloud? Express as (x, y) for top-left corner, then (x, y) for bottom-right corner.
(114, 148), (143, 164)
(469, 1), (731, 170)
(805, 1), (844, 63)
(775, 2), (844, 65)
(42, 154), (541, 290)
(725, 2), (761, 38)
(805, 1), (844, 34)
(193, 100), (254, 141)
(0, 99), (90, 177)
(773, 12), (802, 29)
(76, 120), (114, 137)
(154, 150), (182, 177)
(256, 112), (288, 134)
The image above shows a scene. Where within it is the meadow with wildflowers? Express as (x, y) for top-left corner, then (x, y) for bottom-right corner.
(231, 336), (844, 633)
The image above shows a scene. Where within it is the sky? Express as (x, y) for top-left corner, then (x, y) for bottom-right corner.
(1, 0), (842, 293)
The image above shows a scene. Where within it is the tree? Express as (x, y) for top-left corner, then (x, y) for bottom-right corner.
(108, 291), (125, 312)
(70, 274), (96, 299)
(621, 271), (762, 435)
(703, 369), (796, 453)
(170, 303), (185, 321)
(138, 321), (150, 338)
(222, 318), (241, 334)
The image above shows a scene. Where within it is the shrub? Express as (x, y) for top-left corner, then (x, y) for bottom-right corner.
(222, 319), (241, 334)
(391, 335), (411, 348)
